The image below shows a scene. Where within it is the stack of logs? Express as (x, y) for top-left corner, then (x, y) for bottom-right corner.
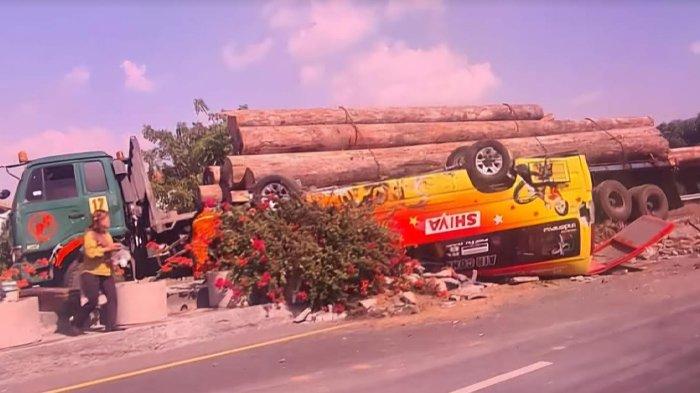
(199, 103), (679, 203)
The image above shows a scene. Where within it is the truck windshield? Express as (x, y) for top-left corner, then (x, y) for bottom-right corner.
(24, 164), (78, 202)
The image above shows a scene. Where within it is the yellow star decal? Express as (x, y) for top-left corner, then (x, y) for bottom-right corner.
(409, 216), (419, 227)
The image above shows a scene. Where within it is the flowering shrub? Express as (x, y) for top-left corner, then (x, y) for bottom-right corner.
(210, 199), (418, 310)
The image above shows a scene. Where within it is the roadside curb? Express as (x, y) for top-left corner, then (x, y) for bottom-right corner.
(0, 304), (293, 381)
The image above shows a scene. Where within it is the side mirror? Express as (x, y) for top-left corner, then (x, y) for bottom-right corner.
(514, 164), (531, 182)
(0, 189), (10, 200)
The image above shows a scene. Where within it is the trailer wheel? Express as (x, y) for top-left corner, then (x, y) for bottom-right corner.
(594, 180), (632, 222)
(251, 175), (301, 208)
(447, 140), (513, 191)
(630, 184), (669, 220)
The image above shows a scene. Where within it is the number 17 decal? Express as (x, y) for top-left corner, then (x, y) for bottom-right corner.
(89, 196), (109, 214)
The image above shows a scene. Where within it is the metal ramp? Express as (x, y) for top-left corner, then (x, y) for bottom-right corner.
(589, 215), (674, 275)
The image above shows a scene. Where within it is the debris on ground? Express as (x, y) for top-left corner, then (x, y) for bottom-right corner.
(636, 218), (700, 260)
(508, 276), (540, 285)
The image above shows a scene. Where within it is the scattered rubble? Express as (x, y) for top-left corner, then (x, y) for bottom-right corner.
(508, 276), (540, 285)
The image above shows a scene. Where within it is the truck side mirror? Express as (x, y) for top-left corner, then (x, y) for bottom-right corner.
(0, 189), (9, 200)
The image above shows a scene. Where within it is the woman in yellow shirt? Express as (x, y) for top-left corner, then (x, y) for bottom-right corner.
(72, 210), (123, 333)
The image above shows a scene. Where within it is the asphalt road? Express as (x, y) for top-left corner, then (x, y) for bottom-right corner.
(19, 258), (700, 393)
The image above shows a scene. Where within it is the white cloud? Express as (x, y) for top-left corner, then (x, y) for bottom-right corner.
(331, 41), (499, 106)
(384, 0), (444, 20)
(120, 60), (154, 92)
(62, 66), (90, 86)
(299, 64), (325, 85)
(690, 41), (700, 55)
(262, 0), (305, 30)
(282, 1), (378, 60)
(570, 90), (602, 107)
(222, 38), (274, 70)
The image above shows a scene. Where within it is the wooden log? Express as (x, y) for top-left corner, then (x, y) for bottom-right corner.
(224, 104), (544, 127)
(669, 146), (700, 167)
(196, 185), (223, 205)
(232, 117), (655, 155)
(202, 166), (221, 185)
(220, 127), (668, 189)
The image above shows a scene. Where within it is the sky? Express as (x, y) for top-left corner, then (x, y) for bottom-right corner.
(0, 0), (699, 193)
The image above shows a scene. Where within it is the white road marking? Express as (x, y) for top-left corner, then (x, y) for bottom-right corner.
(450, 361), (553, 393)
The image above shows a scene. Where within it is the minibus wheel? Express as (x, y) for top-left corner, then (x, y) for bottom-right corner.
(251, 175), (301, 208)
(630, 184), (669, 220)
(456, 140), (513, 191)
(594, 180), (632, 222)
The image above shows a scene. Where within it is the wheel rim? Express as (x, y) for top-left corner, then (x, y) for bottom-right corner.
(475, 147), (503, 176)
(260, 182), (290, 208)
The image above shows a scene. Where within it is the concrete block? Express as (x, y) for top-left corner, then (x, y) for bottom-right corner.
(0, 297), (41, 349)
(115, 280), (167, 326)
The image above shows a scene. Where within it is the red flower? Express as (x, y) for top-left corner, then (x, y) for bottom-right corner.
(345, 264), (356, 275)
(22, 264), (37, 276)
(36, 258), (50, 267)
(413, 278), (425, 289)
(236, 257), (249, 267)
(38, 272), (49, 280)
(160, 264), (173, 273)
(0, 270), (12, 281)
(203, 198), (218, 208)
(359, 279), (370, 296)
(389, 256), (401, 267)
(238, 215), (249, 223)
(257, 271), (271, 288)
(251, 238), (266, 253)
(266, 289), (278, 302)
(221, 202), (232, 212)
(215, 277), (233, 289)
(17, 279), (29, 289)
(333, 302), (346, 314)
(295, 291), (308, 302)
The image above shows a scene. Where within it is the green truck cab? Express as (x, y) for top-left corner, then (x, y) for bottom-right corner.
(1, 137), (194, 287)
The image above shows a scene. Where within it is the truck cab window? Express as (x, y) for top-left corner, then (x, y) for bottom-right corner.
(44, 164), (78, 200)
(84, 161), (108, 193)
(24, 168), (44, 201)
(24, 164), (79, 202)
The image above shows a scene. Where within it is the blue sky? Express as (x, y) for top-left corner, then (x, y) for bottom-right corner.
(0, 0), (699, 192)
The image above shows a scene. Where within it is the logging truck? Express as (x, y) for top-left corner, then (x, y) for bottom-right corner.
(0, 137), (194, 287)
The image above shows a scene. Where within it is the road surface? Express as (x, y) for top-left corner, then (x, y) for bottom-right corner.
(9, 257), (700, 393)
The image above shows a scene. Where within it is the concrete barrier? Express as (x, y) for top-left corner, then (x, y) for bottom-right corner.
(0, 297), (41, 349)
(207, 271), (233, 308)
(115, 280), (167, 326)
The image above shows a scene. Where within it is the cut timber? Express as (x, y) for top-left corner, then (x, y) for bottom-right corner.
(232, 117), (654, 155)
(225, 104), (544, 127)
(197, 185), (223, 205)
(669, 146), (700, 167)
(221, 127), (668, 189)
(203, 166), (221, 185)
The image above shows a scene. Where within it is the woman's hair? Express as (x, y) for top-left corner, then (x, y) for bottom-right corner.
(90, 210), (110, 232)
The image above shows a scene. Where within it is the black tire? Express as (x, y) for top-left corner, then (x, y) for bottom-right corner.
(445, 146), (473, 169)
(448, 140), (513, 191)
(251, 175), (301, 206)
(630, 184), (669, 220)
(62, 259), (83, 289)
(594, 180), (632, 222)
